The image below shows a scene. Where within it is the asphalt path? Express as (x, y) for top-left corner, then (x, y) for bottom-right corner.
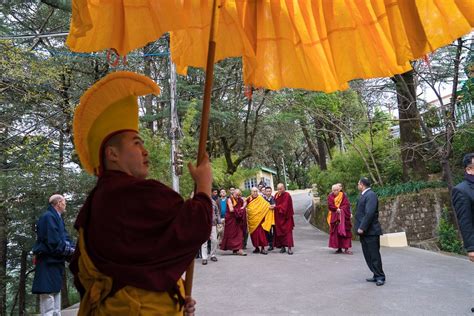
(192, 191), (474, 316)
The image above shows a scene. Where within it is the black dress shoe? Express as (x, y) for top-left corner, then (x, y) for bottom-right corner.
(253, 248), (260, 254)
(268, 246), (274, 251)
(280, 247), (286, 253)
(366, 278), (377, 282)
(376, 280), (385, 286)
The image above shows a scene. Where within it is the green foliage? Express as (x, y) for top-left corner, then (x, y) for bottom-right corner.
(309, 129), (403, 197)
(373, 181), (445, 198)
(438, 207), (465, 255)
(211, 156), (257, 189)
(141, 129), (171, 186)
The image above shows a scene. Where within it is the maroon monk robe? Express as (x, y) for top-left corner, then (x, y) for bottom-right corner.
(328, 192), (352, 249)
(273, 191), (295, 248)
(70, 170), (212, 296)
(220, 197), (246, 251)
(246, 197), (269, 248)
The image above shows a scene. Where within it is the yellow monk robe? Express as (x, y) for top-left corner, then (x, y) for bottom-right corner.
(246, 195), (273, 234)
(75, 229), (185, 316)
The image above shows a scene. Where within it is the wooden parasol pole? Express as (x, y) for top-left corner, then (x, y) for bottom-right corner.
(184, 0), (219, 298)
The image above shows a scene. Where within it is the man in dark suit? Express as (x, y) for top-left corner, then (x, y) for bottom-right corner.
(355, 177), (386, 286)
(451, 153), (474, 263)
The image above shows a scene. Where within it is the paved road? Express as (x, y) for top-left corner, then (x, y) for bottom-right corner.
(193, 191), (474, 315)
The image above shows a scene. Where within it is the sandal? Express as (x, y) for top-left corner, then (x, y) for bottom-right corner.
(237, 250), (247, 256)
(260, 249), (268, 255)
(288, 249), (293, 255)
(344, 250), (353, 255)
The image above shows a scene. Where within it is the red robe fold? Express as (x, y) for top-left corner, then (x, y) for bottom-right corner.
(220, 197), (246, 251)
(327, 192), (352, 249)
(273, 191), (295, 248)
(70, 170), (212, 295)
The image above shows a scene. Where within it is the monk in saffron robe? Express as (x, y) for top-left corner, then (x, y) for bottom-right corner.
(328, 183), (353, 254)
(220, 189), (247, 256)
(272, 183), (295, 255)
(69, 72), (212, 315)
(246, 187), (273, 254)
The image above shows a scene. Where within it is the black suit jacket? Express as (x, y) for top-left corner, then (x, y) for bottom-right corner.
(452, 179), (474, 252)
(355, 189), (383, 236)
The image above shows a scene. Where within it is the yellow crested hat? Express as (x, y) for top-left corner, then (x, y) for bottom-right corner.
(73, 71), (160, 175)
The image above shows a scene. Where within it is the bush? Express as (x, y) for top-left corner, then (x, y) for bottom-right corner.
(438, 207), (465, 255)
(373, 181), (445, 198)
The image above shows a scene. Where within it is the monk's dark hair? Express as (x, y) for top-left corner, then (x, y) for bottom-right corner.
(101, 132), (127, 171)
(359, 177), (371, 187)
(463, 153), (474, 168)
(265, 186), (272, 190)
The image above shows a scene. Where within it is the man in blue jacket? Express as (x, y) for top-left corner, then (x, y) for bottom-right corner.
(355, 177), (386, 286)
(32, 194), (75, 315)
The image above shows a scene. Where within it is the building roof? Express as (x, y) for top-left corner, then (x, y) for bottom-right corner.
(260, 166), (277, 174)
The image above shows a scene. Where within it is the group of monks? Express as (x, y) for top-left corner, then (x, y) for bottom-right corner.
(219, 183), (295, 256)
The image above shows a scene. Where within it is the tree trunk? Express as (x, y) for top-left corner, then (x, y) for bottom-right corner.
(443, 38), (464, 193)
(300, 123), (320, 165)
(314, 119), (327, 170)
(0, 128), (8, 316)
(143, 43), (155, 132)
(393, 70), (428, 181)
(18, 250), (27, 316)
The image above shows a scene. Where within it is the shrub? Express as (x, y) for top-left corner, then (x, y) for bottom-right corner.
(438, 207), (464, 255)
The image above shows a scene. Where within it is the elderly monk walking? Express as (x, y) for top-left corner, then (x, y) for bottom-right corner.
(220, 189), (247, 256)
(69, 72), (212, 315)
(246, 187), (273, 255)
(328, 183), (353, 254)
(272, 183), (295, 255)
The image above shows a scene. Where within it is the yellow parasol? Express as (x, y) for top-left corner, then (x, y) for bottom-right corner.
(66, 0), (474, 297)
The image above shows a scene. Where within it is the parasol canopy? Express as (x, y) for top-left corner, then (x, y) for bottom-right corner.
(67, 0), (474, 92)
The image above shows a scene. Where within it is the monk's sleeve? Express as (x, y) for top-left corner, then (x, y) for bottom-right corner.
(327, 194), (337, 212)
(452, 187), (474, 252)
(340, 194), (351, 215)
(115, 181), (212, 258)
(175, 192), (213, 244)
(274, 195), (290, 218)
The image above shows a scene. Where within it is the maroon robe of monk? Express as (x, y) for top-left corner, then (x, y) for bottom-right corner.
(328, 192), (352, 249)
(220, 196), (246, 251)
(70, 170), (212, 300)
(273, 191), (295, 248)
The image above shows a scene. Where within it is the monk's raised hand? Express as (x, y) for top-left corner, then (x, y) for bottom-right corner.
(188, 153), (213, 198)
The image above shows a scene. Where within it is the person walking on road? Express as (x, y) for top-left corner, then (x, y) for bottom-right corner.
(452, 153), (474, 263)
(263, 186), (276, 251)
(201, 199), (221, 265)
(220, 189), (247, 256)
(32, 194), (75, 316)
(355, 177), (385, 286)
(272, 183), (295, 255)
(327, 183), (353, 254)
